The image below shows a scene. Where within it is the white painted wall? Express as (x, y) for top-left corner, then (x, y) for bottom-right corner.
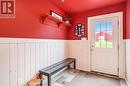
(0, 38), (67, 86)
(67, 40), (90, 71)
(126, 39), (130, 86)
(119, 40), (126, 79)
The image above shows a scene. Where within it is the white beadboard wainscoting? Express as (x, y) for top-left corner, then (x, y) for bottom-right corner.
(0, 38), (127, 86)
(126, 39), (130, 86)
(67, 40), (89, 71)
(0, 38), (68, 86)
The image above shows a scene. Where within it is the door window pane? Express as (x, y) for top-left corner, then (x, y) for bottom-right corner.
(94, 22), (113, 48)
(95, 24), (101, 48)
(100, 23), (107, 48)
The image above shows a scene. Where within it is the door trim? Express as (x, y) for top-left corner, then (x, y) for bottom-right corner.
(88, 12), (124, 78)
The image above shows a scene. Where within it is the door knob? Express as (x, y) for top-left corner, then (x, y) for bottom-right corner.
(91, 45), (94, 48)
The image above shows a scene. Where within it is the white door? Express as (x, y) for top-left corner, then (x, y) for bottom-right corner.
(90, 16), (119, 75)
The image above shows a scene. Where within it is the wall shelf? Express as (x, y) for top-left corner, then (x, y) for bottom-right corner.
(41, 14), (72, 28)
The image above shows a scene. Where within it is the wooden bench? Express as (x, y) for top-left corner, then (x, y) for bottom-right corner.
(39, 58), (76, 86)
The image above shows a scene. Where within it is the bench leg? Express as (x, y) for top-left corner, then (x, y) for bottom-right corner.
(40, 74), (43, 86)
(74, 60), (76, 69)
(48, 75), (51, 86)
(68, 65), (70, 68)
(40, 79), (42, 86)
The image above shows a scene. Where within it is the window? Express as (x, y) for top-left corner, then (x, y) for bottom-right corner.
(94, 22), (113, 48)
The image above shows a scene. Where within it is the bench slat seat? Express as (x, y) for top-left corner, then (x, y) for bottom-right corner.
(39, 58), (75, 75)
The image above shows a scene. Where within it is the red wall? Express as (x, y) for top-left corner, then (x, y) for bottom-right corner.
(0, 1), (127, 40)
(68, 2), (126, 40)
(0, 0), (68, 40)
(126, 0), (130, 39)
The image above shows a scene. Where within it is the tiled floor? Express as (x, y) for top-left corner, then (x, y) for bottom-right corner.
(54, 70), (127, 86)
(70, 71), (121, 86)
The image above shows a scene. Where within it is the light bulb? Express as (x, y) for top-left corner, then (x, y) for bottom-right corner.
(61, 0), (64, 2)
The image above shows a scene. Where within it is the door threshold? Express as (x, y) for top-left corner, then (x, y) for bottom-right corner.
(90, 71), (119, 79)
